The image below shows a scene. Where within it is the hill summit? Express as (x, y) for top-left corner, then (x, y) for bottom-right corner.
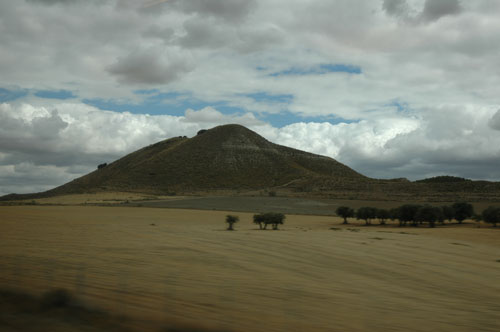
(45, 124), (368, 195)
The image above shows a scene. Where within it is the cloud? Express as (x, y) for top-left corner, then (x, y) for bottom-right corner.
(489, 109), (500, 130)
(383, 0), (463, 23)
(183, 106), (264, 126)
(421, 0), (462, 22)
(263, 106), (500, 181)
(0, 102), (266, 195)
(26, 0), (79, 4)
(107, 47), (195, 85)
(1, 101), (500, 196)
(167, 0), (257, 22)
(382, 0), (410, 18)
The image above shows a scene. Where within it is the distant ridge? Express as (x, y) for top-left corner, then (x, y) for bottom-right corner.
(415, 176), (471, 183)
(2, 124), (500, 202)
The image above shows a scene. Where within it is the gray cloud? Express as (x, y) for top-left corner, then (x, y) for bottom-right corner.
(107, 47), (194, 85)
(168, 0), (257, 22)
(421, 0), (462, 22)
(382, 0), (410, 18)
(177, 17), (284, 53)
(383, 0), (462, 23)
(183, 107), (264, 126)
(265, 106), (500, 181)
(489, 109), (500, 130)
(26, 0), (78, 4)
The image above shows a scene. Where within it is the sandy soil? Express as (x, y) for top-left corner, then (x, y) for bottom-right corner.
(1, 205), (499, 332)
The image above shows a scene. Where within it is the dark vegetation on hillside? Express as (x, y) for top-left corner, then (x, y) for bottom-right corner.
(415, 176), (471, 183)
(46, 124), (367, 195)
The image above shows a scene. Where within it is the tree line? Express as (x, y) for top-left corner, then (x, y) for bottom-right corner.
(223, 203), (499, 231)
(226, 213), (285, 230)
(337, 203), (499, 228)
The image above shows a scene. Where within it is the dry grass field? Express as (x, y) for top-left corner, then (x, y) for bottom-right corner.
(1, 204), (499, 331)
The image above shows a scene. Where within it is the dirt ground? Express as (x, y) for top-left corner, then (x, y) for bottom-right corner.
(1, 205), (499, 332)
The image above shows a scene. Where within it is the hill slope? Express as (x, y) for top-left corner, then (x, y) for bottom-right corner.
(45, 124), (368, 195)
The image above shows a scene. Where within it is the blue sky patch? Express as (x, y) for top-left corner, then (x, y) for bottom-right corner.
(34, 89), (76, 100)
(262, 111), (356, 128)
(0, 87), (28, 102)
(244, 92), (293, 104)
(83, 90), (353, 128)
(84, 91), (206, 116)
(270, 63), (362, 77)
(133, 89), (160, 95)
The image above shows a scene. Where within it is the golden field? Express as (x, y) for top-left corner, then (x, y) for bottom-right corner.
(1, 204), (499, 331)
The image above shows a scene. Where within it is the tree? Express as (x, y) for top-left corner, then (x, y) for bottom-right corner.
(336, 206), (354, 224)
(441, 205), (455, 223)
(398, 204), (422, 227)
(376, 209), (390, 225)
(253, 214), (265, 229)
(415, 205), (442, 228)
(225, 215), (239, 230)
(253, 213), (285, 230)
(389, 208), (400, 222)
(452, 202), (474, 224)
(356, 207), (377, 226)
(482, 206), (500, 227)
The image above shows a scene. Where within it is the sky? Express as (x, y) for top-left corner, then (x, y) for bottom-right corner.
(1, 0), (500, 196)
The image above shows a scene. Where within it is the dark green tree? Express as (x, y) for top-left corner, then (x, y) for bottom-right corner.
(225, 215), (239, 230)
(415, 205), (442, 228)
(253, 213), (285, 230)
(441, 205), (455, 223)
(482, 206), (500, 227)
(336, 206), (354, 224)
(398, 204), (422, 227)
(356, 207), (377, 226)
(389, 208), (400, 222)
(452, 202), (474, 224)
(376, 209), (390, 225)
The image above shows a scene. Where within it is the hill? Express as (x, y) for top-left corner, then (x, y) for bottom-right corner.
(42, 124), (369, 195)
(415, 176), (471, 183)
(2, 124), (500, 202)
